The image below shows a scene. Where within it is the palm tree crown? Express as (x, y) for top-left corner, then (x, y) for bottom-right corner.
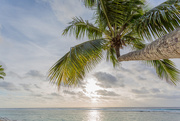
(49, 0), (180, 88)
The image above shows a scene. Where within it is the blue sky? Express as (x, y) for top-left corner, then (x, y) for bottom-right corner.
(0, 0), (180, 108)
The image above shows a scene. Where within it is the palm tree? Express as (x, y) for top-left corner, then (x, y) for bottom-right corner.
(0, 65), (6, 79)
(49, 0), (180, 88)
(119, 27), (180, 61)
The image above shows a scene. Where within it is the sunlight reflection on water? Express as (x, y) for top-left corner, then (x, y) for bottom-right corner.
(86, 110), (101, 121)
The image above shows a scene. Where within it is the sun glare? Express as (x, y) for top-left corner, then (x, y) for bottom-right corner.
(85, 78), (101, 101)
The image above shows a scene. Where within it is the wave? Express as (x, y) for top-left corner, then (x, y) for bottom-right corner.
(23, 107), (180, 113)
(1, 107), (180, 113)
(99, 108), (180, 113)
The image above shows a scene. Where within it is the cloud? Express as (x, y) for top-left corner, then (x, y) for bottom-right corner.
(8, 71), (22, 79)
(31, 93), (43, 97)
(20, 83), (41, 92)
(50, 92), (61, 97)
(150, 88), (160, 93)
(34, 84), (40, 89)
(152, 94), (180, 99)
(20, 84), (33, 92)
(131, 87), (149, 94)
(8, 70), (45, 80)
(137, 76), (147, 81)
(0, 81), (19, 91)
(137, 93), (180, 100)
(96, 90), (120, 97)
(41, 0), (92, 24)
(94, 72), (124, 88)
(63, 90), (76, 95)
(25, 70), (45, 78)
(77, 91), (90, 100)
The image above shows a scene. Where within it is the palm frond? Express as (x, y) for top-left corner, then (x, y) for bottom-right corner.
(62, 17), (103, 40)
(94, 0), (144, 34)
(135, 0), (180, 40)
(0, 65), (6, 80)
(146, 59), (180, 85)
(122, 30), (143, 47)
(106, 47), (119, 68)
(0, 77), (4, 79)
(48, 39), (107, 88)
(81, 0), (97, 8)
(110, 0), (144, 25)
(98, 0), (114, 34)
(0, 72), (6, 76)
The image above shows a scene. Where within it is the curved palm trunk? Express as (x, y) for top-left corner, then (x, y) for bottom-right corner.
(118, 28), (180, 62)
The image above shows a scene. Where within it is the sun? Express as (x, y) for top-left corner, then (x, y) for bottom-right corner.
(85, 79), (99, 93)
(84, 78), (101, 101)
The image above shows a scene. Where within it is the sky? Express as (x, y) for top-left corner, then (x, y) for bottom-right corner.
(0, 0), (180, 108)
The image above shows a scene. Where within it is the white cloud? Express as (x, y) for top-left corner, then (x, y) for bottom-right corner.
(131, 87), (149, 94)
(25, 70), (45, 79)
(20, 84), (33, 92)
(0, 81), (19, 91)
(94, 72), (125, 88)
(41, 0), (93, 24)
(96, 89), (120, 97)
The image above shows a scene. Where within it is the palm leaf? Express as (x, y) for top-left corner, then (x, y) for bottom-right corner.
(48, 39), (107, 88)
(0, 72), (6, 76)
(0, 65), (6, 80)
(106, 47), (119, 68)
(97, 0), (114, 34)
(62, 17), (103, 40)
(135, 0), (180, 40)
(146, 59), (180, 85)
(122, 30), (143, 45)
(94, 0), (144, 35)
(81, 0), (97, 8)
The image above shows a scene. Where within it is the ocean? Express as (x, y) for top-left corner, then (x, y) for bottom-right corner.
(0, 107), (180, 121)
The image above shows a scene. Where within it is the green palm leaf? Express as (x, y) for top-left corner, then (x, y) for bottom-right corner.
(81, 0), (97, 8)
(48, 39), (107, 88)
(62, 17), (103, 40)
(135, 0), (180, 40)
(96, 0), (114, 34)
(94, 0), (144, 35)
(0, 65), (6, 80)
(146, 59), (180, 85)
(106, 47), (119, 68)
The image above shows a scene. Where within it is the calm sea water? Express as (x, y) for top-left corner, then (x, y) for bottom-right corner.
(0, 107), (180, 121)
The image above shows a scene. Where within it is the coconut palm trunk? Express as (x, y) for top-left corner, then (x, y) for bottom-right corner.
(118, 28), (180, 62)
